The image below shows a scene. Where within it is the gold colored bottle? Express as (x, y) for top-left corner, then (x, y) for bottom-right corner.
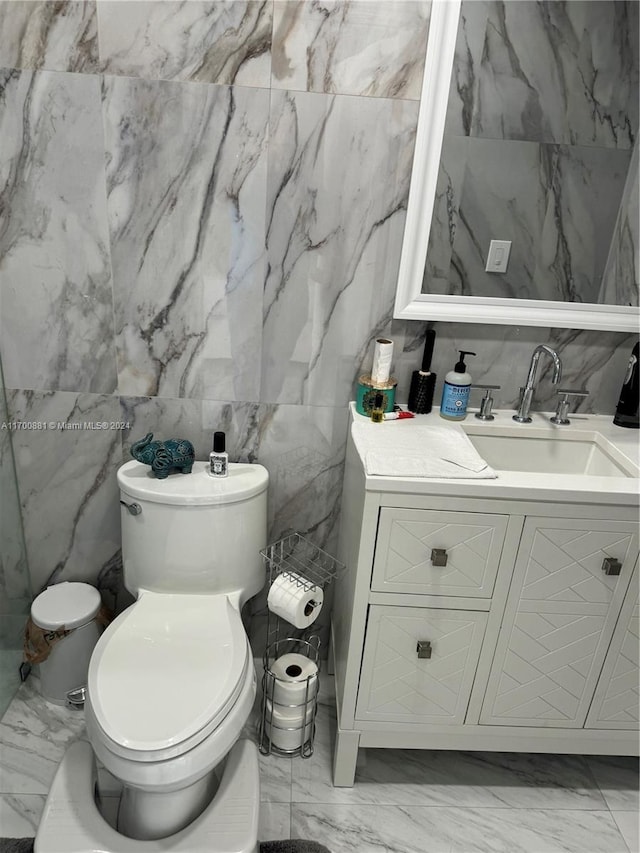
(370, 392), (385, 423)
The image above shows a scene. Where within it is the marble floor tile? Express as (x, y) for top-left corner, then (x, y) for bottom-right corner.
(258, 751), (293, 804)
(612, 811), (640, 853)
(0, 794), (46, 837)
(259, 802), (291, 843)
(291, 803), (629, 853)
(586, 755), (640, 812)
(1, 667), (636, 853)
(0, 677), (86, 795)
(293, 702), (606, 810)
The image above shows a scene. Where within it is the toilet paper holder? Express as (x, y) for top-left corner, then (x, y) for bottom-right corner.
(258, 636), (321, 759)
(258, 533), (344, 758)
(261, 532), (343, 595)
(261, 532), (343, 639)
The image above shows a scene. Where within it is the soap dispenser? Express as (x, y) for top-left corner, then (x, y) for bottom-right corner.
(440, 350), (476, 421)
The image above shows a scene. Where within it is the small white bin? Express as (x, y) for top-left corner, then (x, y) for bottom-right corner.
(30, 582), (103, 705)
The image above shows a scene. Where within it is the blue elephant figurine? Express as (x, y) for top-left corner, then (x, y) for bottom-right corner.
(130, 433), (195, 479)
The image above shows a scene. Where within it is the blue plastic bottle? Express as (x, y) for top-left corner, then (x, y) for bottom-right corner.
(440, 351), (476, 420)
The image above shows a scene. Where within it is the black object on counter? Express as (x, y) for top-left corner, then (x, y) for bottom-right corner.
(613, 342), (639, 428)
(407, 329), (437, 414)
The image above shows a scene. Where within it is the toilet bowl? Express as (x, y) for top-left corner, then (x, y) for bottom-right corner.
(36, 460), (269, 849)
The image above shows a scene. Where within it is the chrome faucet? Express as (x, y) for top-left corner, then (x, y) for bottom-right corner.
(513, 345), (562, 423)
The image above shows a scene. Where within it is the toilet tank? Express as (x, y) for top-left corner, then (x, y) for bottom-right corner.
(117, 461), (268, 605)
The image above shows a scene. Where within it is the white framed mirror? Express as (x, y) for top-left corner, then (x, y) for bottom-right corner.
(395, 0), (639, 332)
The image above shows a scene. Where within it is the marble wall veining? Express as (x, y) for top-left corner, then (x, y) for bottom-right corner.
(262, 88), (417, 406)
(0, 68), (117, 394)
(96, 0), (272, 86)
(0, 0), (98, 73)
(0, 1), (637, 632)
(601, 137), (640, 307)
(104, 75), (270, 402)
(270, 0), (430, 99)
(446, 0), (638, 147)
(425, 0), (639, 307)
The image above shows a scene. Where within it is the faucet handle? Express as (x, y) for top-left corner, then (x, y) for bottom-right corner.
(550, 389), (589, 426)
(472, 384), (501, 421)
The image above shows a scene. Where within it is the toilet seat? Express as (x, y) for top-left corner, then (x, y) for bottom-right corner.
(88, 592), (248, 762)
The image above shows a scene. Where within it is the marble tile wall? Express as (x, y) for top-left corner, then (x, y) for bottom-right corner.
(0, 1), (636, 641)
(425, 0), (640, 306)
(0, 365), (30, 620)
(601, 137), (640, 307)
(0, 0), (429, 616)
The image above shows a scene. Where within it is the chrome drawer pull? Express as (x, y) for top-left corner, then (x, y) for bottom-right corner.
(431, 548), (448, 567)
(602, 557), (622, 576)
(416, 640), (432, 659)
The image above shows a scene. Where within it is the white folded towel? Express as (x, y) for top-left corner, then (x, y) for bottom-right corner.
(351, 421), (497, 479)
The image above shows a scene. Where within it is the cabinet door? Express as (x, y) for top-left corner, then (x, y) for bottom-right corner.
(480, 518), (638, 728)
(586, 565), (639, 730)
(356, 605), (488, 725)
(372, 508), (508, 597)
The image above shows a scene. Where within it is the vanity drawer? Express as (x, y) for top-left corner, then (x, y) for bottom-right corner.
(356, 604), (488, 725)
(372, 508), (508, 598)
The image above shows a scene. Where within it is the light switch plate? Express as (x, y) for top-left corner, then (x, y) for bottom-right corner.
(485, 240), (512, 273)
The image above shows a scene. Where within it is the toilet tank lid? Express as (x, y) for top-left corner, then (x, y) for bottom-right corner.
(117, 461), (268, 505)
(31, 582), (102, 631)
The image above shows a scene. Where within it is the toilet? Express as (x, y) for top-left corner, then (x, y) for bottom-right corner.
(35, 459), (268, 853)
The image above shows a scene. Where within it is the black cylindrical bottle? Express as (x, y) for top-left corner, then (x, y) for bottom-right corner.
(613, 342), (639, 428)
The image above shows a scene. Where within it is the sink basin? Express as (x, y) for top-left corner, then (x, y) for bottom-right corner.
(464, 431), (633, 478)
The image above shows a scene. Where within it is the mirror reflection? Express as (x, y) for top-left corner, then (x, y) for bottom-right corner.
(422, 0), (639, 308)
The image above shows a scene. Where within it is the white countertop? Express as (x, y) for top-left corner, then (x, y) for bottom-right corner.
(349, 403), (640, 507)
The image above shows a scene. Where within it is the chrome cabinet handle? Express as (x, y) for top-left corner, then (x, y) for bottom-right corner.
(602, 557), (622, 576)
(416, 641), (432, 659)
(120, 500), (142, 516)
(431, 548), (448, 567)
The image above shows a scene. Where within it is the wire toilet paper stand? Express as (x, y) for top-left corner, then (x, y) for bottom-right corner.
(258, 533), (343, 758)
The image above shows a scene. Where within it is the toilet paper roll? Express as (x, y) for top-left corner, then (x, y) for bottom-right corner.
(371, 338), (394, 385)
(267, 573), (323, 628)
(268, 653), (319, 711)
(264, 698), (315, 752)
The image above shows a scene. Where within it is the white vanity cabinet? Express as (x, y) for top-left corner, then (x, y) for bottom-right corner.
(331, 416), (639, 787)
(480, 518), (638, 728)
(585, 573), (639, 730)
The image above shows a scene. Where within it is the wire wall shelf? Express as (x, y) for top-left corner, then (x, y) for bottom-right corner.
(258, 533), (343, 758)
(260, 532), (343, 590)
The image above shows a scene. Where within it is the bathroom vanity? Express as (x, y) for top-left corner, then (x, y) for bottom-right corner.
(331, 405), (639, 786)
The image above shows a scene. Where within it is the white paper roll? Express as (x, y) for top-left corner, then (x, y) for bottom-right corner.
(267, 573), (323, 628)
(264, 697), (314, 751)
(371, 338), (394, 384)
(268, 653), (318, 711)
